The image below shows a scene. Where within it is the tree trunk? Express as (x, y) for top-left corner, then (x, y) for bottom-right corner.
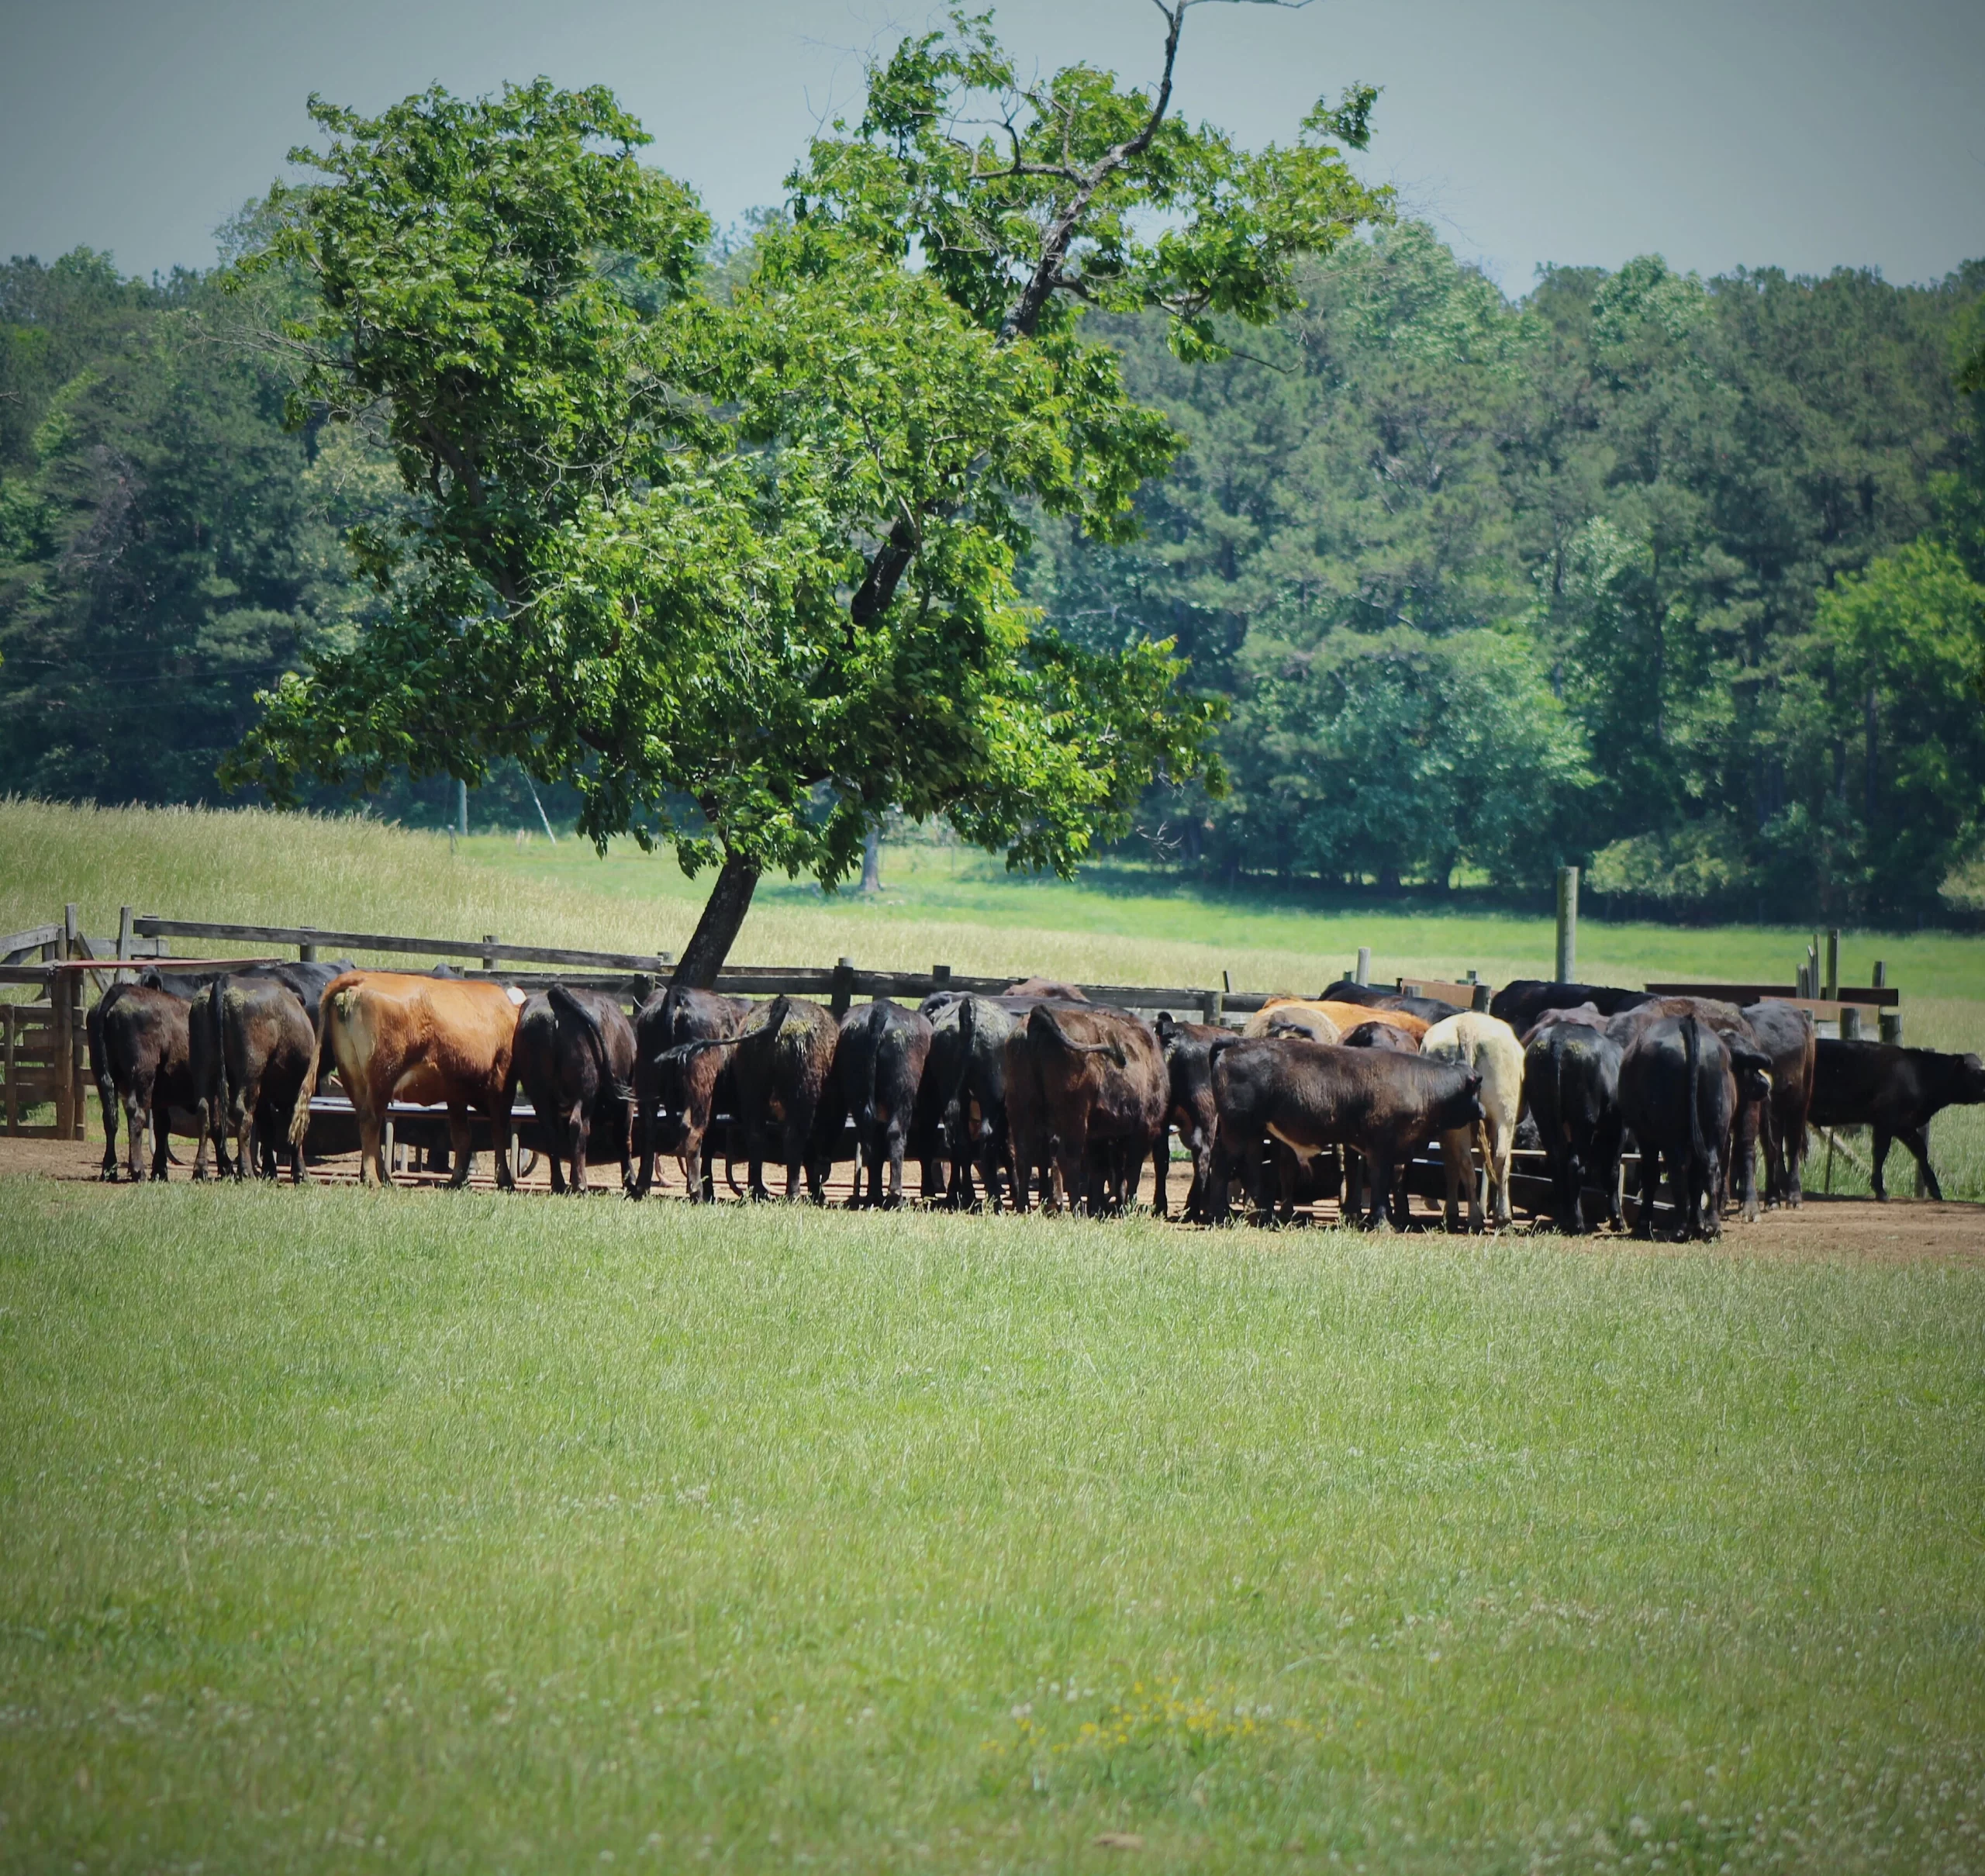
(671, 852), (763, 989)
(859, 826), (882, 895)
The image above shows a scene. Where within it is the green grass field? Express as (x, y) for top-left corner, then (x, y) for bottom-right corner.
(2, 1183), (1983, 1874)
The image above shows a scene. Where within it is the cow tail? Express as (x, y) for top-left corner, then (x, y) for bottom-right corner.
(1029, 1004), (1126, 1066)
(861, 1000), (888, 1140)
(944, 997), (976, 1156)
(209, 973), (232, 1152)
(1684, 1017), (1707, 1175)
(87, 992), (114, 1110)
(549, 981), (630, 1105)
(290, 985), (335, 1147)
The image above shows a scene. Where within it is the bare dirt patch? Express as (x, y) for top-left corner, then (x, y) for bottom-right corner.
(5, 1130), (1980, 1264)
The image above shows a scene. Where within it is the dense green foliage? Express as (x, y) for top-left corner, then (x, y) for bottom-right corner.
(3, 18), (1980, 923)
(1027, 230), (1985, 917)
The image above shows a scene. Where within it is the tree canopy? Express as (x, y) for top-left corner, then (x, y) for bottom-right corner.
(220, 8), (1387, 979)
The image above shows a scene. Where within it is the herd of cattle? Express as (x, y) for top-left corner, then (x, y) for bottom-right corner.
(83, 959), (1985, 1235)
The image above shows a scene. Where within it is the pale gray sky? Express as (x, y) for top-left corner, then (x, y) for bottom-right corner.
(2, 0), (1980, 295)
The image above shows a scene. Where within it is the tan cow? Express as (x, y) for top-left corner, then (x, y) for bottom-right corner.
(290, 972), (524, 1187)
(1243, 998), (1430, 1043)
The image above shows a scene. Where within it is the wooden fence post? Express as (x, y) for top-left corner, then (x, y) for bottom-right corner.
(1879, 1009), (1902, 1046)
(1471, 982), (1492, 1012)
(1872, 960), (1886, 991)
(1200, 987), (1224, 1026)
(1355, 946), (1370, 987)
(117, 905), (135, 967)
(830, 957), (854, 1019)
(482, 934), (499, 974)
(1554, 866), (1579, 983)
(55, 907), (78, 1140)
(1824, 928), (1839, 1001)
(4, 1004), (16, 1135)
(299, 928), (317, 964)
(1839, 1005), (1862, 1042)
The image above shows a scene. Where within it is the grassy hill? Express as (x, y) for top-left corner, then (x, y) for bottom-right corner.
(6, 796), (1980, 1005)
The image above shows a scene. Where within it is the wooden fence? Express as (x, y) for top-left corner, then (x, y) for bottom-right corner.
(1, 907), (1911, 1198)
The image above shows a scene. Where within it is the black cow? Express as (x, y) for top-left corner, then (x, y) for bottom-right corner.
(632, 986), (752, 1200)
(830, 999), (934, 1208)
(1618, 1016), (1771, 1240)
(509, 983), (637, 1194)
(1743, 1002), (1816, 1207)
(1152, 1012), (1231, 1221)
(1210, 1038), (1481, 1228)
(1491, 979), (1653, 1034)
(187, 975), (317, 1183)
(88, 984), (198, 1181)
(1523, 1023), (1625, 1234)
(1609, 996), (1770, 1222)
(915, 994), (1021, 1209)
(1317, 982), (1460, 1024)
(1809, 1039), (1985, 1201)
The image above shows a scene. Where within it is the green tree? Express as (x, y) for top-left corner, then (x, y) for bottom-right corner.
(228, 10), (1387, 981)
(1791, 537), (1985, 915)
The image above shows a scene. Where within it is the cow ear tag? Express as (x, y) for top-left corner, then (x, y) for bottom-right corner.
(507, 985), (527, 1007)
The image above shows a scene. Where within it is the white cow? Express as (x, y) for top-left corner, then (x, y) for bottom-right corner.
(1421, 1011), (1525, 1230)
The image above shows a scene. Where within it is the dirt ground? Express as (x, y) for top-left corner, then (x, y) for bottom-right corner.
(5, 1129), (1981, 1264)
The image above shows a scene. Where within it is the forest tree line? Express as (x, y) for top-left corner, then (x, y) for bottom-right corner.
(3, 217), (1983, 920)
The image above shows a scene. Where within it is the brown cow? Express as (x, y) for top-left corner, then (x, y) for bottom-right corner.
(1003, 1002), (1166, 1214)
(290, 972), (523, 1187)
(1005, 976), (1089, 1003)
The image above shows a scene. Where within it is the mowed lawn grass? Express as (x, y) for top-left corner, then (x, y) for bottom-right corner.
(3, 1181), (1983, 1874)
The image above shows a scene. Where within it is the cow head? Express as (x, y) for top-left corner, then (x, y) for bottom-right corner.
(1731, 1045), (1774, 1104)
(1437, 1068), (1486, 1133)
(1155, 1011), (1180, 1056)
(1960, 1053), (1985, 1104)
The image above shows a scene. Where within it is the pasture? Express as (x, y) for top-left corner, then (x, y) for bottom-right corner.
(5, 795), (1985, 1871)
(2, 1182), (1983, 1874)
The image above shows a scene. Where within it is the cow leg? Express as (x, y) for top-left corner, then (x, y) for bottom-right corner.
(1486, 1117), (1512, 1228)
(1365, 1155), (1396, 1231)
(1436, 1128), (1467, 1232)
(1734, 1101), (1761, 1222)
(121, 1083), (148, 1183)
(1634, 1145), (1659, 1239)
(1898, 1125), (1941, 1202)
(357, 1112), (385, 1188)
(98, 1073), (121, 1179)
(568, 1100), (589, 1194)
(232, 1101), (254, 1183)
(633, 1097), (658, 1197)
(192, 1097), (212, 1180)
(1869, 1128), (1891, 1202)
(442, 1107), (475, 1188)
